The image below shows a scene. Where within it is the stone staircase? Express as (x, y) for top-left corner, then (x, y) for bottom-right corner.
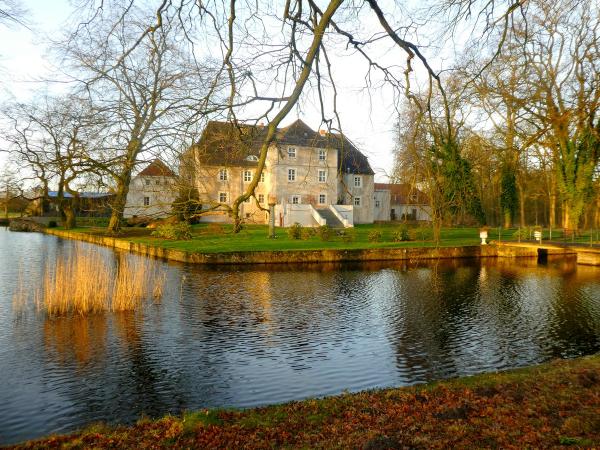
(316, 208), (345, 228)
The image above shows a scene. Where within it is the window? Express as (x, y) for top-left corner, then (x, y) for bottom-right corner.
(288, 147), (296, 158)
(291, 195), (301, 204)
(143, 196), (150, 206)
(155, 179), (160, 185)
(354, 196), (361, 207)
(258, 194), (265, 204)
(375, 200), (381, 208)
(260, 172), (265, 182)
(354, 176), (362, 188)
(244, 197), (251, 203)
(218, 192), (228, 203)
(318, 149), (327, 161)
(318, 169), (327, 183)
(288, 168), (296, 182)
(145, 179), (150, 186)
(243, 170), (252, 182)
(218, 169), (228, 181)
(318, 194), (326, 205)
(245, 155), (258, 161)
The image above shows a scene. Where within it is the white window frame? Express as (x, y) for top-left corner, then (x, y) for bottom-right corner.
(260, 172), (265, 182)
(143, 196), (150, 206)
(354, 196), (361, 207)
(318, 194), (326, 205)
(288, 147), (297, 158)
(218, 192), (228, 203)
(318, 169), (327, 183)
(288, 168), (296, 182)
(243, 170), (252, 182)
(354, 176), (362, 188)
(218, 168), (228, 181)
(318, 149), (327, 161)
(291, 195), (301, 205)
(258, 194), (265, 204)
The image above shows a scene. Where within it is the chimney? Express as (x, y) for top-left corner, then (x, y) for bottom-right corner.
(319, 129), (326, 136)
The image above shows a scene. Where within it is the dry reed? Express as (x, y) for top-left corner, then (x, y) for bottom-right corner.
(11, 269), (29, 317)
(32, 247), (166, 316)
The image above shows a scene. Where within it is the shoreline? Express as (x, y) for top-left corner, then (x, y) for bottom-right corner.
(9, 354), (600, 449)
(41, 227), (581, 265)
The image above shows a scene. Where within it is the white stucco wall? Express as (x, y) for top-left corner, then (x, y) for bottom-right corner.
(124, 175), (177, 218)
(373, 190), (391, 221)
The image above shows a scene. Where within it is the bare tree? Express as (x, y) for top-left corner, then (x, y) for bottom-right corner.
(63, 7), (218, 232)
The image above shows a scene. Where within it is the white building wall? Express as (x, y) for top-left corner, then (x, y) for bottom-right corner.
(374, 190), (391, 221)
(339, 173), (374, 224)
(124, 175), (177, 218)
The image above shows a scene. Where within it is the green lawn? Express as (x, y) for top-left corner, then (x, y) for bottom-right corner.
(59, 222), (600, 254)
(69, 223), (508, 254)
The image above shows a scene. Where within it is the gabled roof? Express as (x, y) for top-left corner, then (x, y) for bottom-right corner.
(374, 183), (429, 205)
(193, 119), (374, 175)
(138, 159), (176, 177)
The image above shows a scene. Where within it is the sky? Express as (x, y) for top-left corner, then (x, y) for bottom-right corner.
(0, 0), (466, 183)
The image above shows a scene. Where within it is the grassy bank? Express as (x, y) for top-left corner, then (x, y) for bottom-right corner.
(10, 355), (600, 449)
(64, 224), (508, 254)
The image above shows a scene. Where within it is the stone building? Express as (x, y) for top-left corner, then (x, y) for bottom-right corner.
(190, 119), (375, 226)
(124, 159), (177, 218)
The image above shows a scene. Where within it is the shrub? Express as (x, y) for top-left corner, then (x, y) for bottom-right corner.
(47, 220), (58, 228)
(151, 222), (193, 240)
(392, 224), (410, 242)
(512, 227), (532, 240)
(287, 222), (303, 239)
(341, 228), (356, 243)
(206, 223), (225, 235)
(368, 229), (383, 242)
(409, 226), (434, 241)
(301, 227), (316, 240)
(317, 225), (331, 241)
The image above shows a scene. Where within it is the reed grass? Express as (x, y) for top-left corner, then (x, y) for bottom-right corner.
(11, 269), (29, 316)
(32, 247), (166, 316)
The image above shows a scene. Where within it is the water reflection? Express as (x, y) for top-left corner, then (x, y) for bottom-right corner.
(0, 227), (599, 444)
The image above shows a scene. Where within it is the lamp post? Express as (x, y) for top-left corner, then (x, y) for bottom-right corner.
(268, 194), (277, 239)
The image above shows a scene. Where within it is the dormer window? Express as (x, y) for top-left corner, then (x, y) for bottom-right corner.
(218, 168), (228, 181)
(288, 147), (296, 158)
(245, 155), (258, 162)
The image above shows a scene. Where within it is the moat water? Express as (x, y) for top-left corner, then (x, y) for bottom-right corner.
(1, 227), (599, 444)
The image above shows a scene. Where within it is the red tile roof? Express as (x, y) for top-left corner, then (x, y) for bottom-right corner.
(374, 183), (429, 205)
(138, 159), (176, 177)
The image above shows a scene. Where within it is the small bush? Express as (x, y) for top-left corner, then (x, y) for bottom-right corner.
(341, 228), (356, 243)
(206, 223), (225, 235)
(287, 222), (303, 239)
(317, 225), (331, 241)
(368, 229), (383, 242)
(151, 222), (193, 240)
(47, 220), (58, 228)
(301, 227), (316, 240)
(409, 226), (434, 241)
(392, 224), (410, 242)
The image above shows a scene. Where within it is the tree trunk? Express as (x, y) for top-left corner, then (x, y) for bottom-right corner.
(518, 184), (526, 228)
(107, 174), (134, 234)
(549, 193), (556, 229)
(64, 205), (77, 229)
(503, 209), (512, 229)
